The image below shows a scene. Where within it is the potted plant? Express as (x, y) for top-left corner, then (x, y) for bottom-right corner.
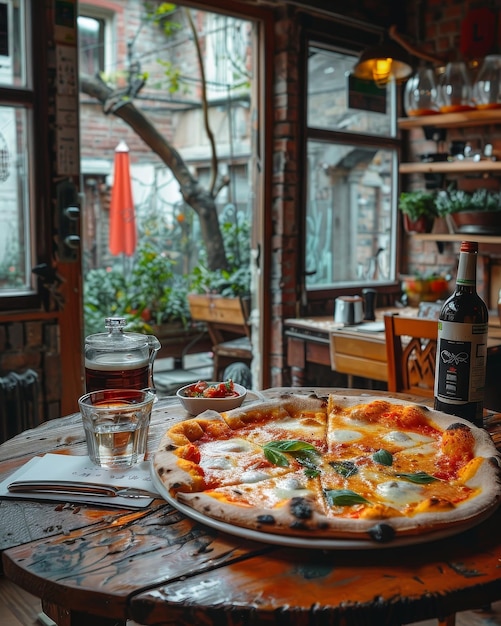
(435, 187), (501, 235)
(398, 190), (438, 233)
(83, 242), (199, 356)
(187, 210), (251, 326)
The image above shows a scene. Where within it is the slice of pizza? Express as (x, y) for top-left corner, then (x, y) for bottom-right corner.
(154, 396), (329, 497)
(154, 411), (291, 495)
(177, 467), (331, 536)
(316, 395), (501, 539)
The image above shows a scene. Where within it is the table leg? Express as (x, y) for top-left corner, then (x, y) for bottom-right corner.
(42, 601), (126, 626)
(290, 365), (305, 386)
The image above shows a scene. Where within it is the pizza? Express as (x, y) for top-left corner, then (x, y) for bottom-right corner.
(153, 393), (501, 543)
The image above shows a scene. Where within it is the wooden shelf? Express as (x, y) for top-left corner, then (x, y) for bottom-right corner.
(399, 160), (501, 174)
(398, 109), (501, 130)
(413, 233), (501, 244)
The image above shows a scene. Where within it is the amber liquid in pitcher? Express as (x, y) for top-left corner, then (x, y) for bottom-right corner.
(85, 357), (149, 393)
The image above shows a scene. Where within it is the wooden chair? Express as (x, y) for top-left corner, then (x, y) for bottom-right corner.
(187, 294), (252, 380)
(384, 313), (438, 397)
(330, 329), (387, 388)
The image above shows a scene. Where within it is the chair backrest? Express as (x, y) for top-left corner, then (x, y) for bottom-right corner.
(187, 294), (250, 346)
(384, 313), (438, 397)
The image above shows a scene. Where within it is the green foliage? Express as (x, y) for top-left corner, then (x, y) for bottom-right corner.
(156, 59), (186, 94)
(83, 241), (190, 337)
(124, 241), (190, 325)
(188, 206), (251, 297)
(83, 268), (128, 336)
(435, 187), (501, 216)
(398, 191), (437, 220)
(0, 237), (24, 288)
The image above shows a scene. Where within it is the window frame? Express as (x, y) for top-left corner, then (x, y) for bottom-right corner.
(0, 0), (50, 311)
(78, 3), (116, 79)
(299, 23), (402, 306)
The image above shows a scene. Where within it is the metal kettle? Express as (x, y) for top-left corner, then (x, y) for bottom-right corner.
(334, 296), (364, 325)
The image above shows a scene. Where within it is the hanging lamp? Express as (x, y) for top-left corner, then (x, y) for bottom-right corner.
(353, 38), (413, 86)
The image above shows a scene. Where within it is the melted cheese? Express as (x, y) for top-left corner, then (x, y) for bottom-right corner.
(329, 429), (363, 443)
(203, 438), (254, 454)
(382, 430), (434, 447)
(376, 480), (423, 506)
(201, 457), (232, 470)
(396, 442), (438, 457)
(240, 470), (271, 483)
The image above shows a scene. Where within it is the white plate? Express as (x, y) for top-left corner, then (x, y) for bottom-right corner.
(354, 322), (385, 333)
(150, 466), (498, 551)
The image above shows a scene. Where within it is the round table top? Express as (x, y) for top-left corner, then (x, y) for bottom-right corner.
(2, 387), (501, 626)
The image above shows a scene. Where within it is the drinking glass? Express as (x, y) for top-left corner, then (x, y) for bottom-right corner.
(79, 388), (155, 468)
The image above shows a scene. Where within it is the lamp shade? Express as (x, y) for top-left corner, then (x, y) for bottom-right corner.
(353, 41), (413, 85)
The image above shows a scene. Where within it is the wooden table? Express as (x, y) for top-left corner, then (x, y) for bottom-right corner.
(285, 314), (501, 397)
(2, 388), (501, 626)
(284, 308), (414, 386)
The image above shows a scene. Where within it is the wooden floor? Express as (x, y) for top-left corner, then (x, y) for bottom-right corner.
(2, 575), (501, 626)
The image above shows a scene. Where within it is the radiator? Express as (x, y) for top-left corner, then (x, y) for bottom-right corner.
(0, 370), (40, 443)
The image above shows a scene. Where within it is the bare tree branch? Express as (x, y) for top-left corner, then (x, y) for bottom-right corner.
(80, 74), (229, 271)
(184, 8), (219, 196)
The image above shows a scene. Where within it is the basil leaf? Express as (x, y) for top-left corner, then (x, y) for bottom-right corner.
(304, 468), (320, 478)
(264, 440), (317, 452)
(262, 441), (318, 468)
(329, 460), (358, 477)
(295, 449), (320, 468)
(395, 471), (438, 484)
(373, 449), (393, 466)
(325, 489), (370, 506)
(263, 447), (289, 467)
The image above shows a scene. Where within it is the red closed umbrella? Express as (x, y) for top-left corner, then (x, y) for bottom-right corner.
(109, 141), (137, 256)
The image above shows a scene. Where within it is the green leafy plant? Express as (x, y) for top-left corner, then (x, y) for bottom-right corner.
(398, 190), (438, 220)
(435, 187), (501, 216)
(83, 268), (128, 336)
(83, 241), (190, 336)
(188, 206), (251, 297)
(124, 241), (190, 327)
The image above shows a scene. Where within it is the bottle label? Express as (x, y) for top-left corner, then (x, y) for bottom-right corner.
(434, 321), (488, 403)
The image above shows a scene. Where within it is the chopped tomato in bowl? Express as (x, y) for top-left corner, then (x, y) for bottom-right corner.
(177, 379), (247, 415)
(185, 380), (240, 399)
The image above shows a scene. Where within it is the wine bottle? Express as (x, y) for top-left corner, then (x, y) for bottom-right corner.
(434, 241), (488, 427)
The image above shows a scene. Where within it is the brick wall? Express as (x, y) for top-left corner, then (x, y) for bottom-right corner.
(0, 319), (61, 438)
(402, 0), (501, 308)
(269, 6), (301, 387)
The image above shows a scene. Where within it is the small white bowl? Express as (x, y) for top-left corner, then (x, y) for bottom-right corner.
(176, 381), (247, 415)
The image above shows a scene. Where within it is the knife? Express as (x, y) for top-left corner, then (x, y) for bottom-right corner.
(8, 480), (158, 499)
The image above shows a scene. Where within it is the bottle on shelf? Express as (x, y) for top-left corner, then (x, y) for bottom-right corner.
(403, 65), (441, 117)
(473, 55), (501, 110)
(434, 241), (488, 427)
(437, 61), (475, 113)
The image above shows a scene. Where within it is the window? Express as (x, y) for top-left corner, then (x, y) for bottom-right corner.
(304, 44), (398, 289)
(0, 0), (34, 297)
(78, 4), (114, 79)
(78, 15), (105, 76)
(204, 13), (250, 101)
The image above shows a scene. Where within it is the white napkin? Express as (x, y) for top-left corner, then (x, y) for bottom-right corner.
(0, 454), (159, 509)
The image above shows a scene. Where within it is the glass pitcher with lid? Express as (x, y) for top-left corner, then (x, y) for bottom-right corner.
(85, 317), (161, 393)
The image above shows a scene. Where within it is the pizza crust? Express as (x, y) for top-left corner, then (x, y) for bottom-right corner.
(153, 392), (501, 542)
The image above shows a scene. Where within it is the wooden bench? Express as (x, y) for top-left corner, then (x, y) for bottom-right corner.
(187, 294), (252, 380)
